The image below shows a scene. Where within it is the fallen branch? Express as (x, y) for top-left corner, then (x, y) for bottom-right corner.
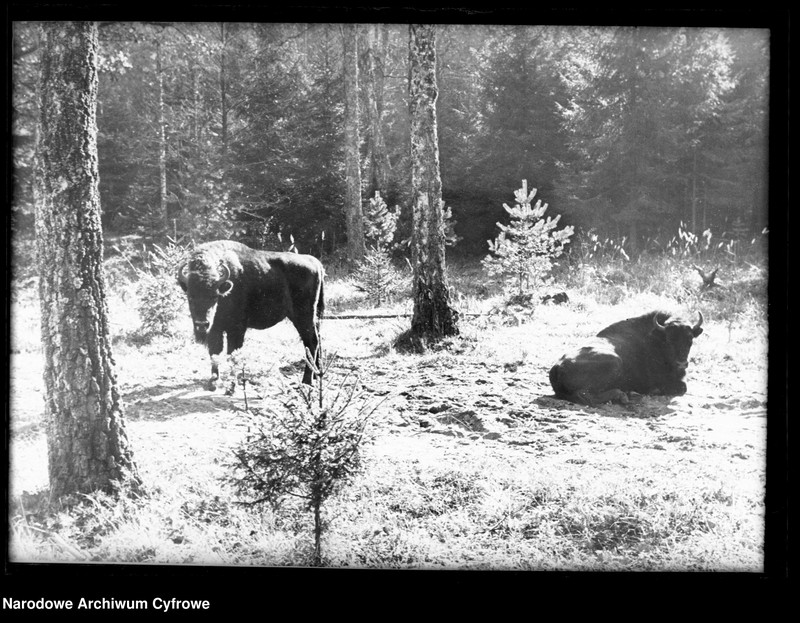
(325, 313), (411, 320)
(693, 264), (721, 289)
(325, 312), (486, 321)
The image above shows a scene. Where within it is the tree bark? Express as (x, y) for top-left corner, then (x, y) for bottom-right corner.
(376, 24), (389, 116)
(192, 63), (200, 144)
(219, 23), (228, 155)
(156, 37), (168, 233)
(35, 21), (140, 500)
(407, 24), (458, 344)
(364, 24), (392, 198)
(342, 24), (365, 263)
(691, 146), (698, 233)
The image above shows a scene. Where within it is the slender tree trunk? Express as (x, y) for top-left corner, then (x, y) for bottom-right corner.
(219, 23), (228, 155)
(313, 501), (322, 566)
(364, 24), (392, 198)
(156, 37), (168, 233)
(702, 179), (707, 232)
(34, 21), (140, 501)
(407, 24), (458, 345)
(377, 24), (389, 116)
(691, 146), (698, 233)
(192, 64), (200, 144)
(342, 23), (365, 263)
(626, 44), (641, 254)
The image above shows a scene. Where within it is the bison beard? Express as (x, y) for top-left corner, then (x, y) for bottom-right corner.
(549, 310), (704, 406)
(177, 240), (325, 391)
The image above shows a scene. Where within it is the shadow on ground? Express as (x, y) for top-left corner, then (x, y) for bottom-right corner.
(123, 382), (239, 421)
(533, 394), (679, 419)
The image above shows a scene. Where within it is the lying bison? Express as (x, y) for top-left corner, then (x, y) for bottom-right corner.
(549, 310), (704, 405)
(177, 240), (325, 389)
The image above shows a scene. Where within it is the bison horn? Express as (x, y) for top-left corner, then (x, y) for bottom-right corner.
(652, 313), (667, 332)
(216, 261), (234, 296)
(693, 310), (704, 330)
(218, 262), (230, 283)
(177, 260), (190, 284)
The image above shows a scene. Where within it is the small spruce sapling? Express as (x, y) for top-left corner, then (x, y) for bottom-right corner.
(229, 349), (377, 566)
(364, 191), (399, 251)
(355, 192), (403, 306)
(483, 180), (574, 298)
(132, 239), (191, 338)
(354, 250), (404, 307)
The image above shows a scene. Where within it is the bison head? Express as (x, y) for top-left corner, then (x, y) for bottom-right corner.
(177, 256), (234, 343)
(653, 311), (704, 374)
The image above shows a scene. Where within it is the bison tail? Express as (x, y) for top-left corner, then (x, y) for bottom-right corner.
(316, 279), (325, 321)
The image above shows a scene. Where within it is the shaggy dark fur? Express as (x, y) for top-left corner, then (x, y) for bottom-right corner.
(549, 310), (703, 405)
(178, 240), (325, 388)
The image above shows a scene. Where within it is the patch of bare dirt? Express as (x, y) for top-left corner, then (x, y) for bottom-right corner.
(342, 350), (766, 481)
(9, 317), (768, 516)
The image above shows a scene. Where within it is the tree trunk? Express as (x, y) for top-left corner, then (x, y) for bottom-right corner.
(407, 24), (458, 344)
(156, 37), (168, 234)
(342, 24), (365, 263)
(364, 24), (392, 198)
(219, 23), (228, 155)
(701, 177), (707, 232)
(192, 63), (200, 144)
(691, 146), (698, 233)
(34, 21), (140, 500)
(376, 24), (389, 115)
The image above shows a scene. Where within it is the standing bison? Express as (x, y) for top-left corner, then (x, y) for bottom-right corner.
(177, 240), (325, 389)
(549, 310), (704, 405)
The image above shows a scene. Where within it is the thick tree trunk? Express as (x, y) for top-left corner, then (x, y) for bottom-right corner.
(35, 21), (140, 500)
(342, 24), (365, 263)
(407, 24), (458, 344)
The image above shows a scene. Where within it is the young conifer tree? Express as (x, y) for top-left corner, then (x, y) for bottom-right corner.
(355, 191), (402, 306)
(483, 180), (574, 296)
(230, 357), (375, 567)
(363, 191), (398, 250)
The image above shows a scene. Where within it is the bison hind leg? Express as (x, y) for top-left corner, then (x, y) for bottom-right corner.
(292, 321), (321, 386)
(552, 347), (624, 406)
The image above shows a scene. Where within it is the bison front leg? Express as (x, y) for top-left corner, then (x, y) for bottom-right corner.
(658, 380), (688, 397)
(224, 328), (247, 396)
(206, 329), (224, 391)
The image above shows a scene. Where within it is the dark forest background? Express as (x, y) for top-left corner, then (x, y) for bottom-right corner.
(11, 23), (769, 260)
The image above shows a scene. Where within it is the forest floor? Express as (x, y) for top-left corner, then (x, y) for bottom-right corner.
(8, 282), (769, 572)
